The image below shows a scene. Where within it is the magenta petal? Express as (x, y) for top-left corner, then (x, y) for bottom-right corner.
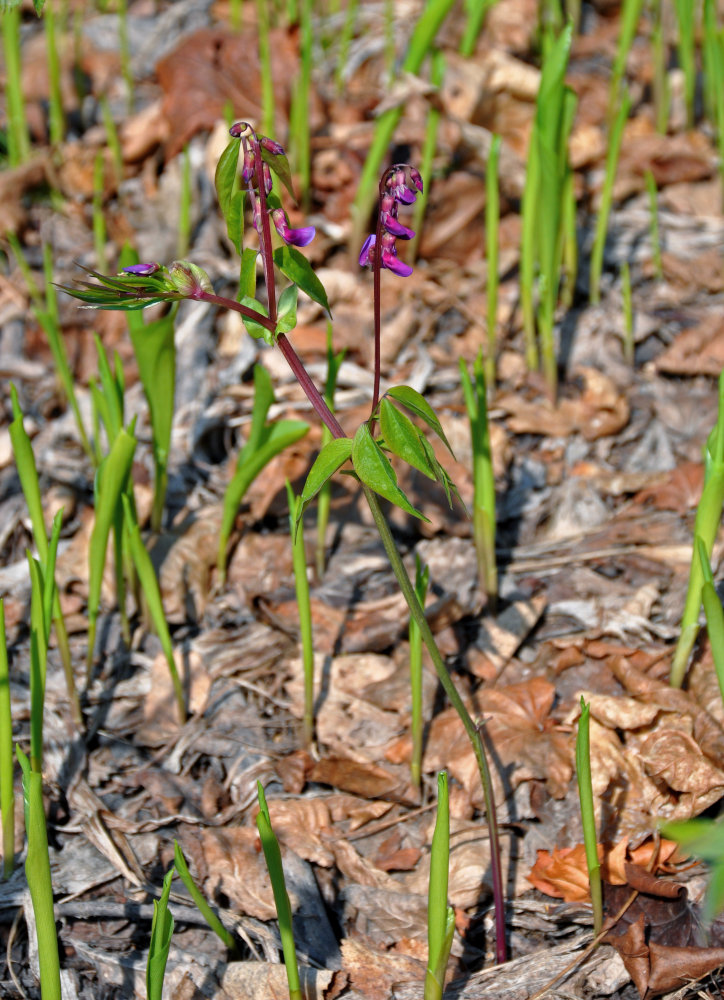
(382, 214), (415, 239)
(394, 185), (416, 205)
(359, 234), (376, 266)
(381, 250), (413, 277)
(284, 225), (316, 247)
(409, 167), (423, 192)
(123, 262), (160, 275)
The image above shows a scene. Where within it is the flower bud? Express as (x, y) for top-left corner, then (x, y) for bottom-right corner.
(167, 261), (213, 299)
(259, 136), (285, 155)
(241, 143), (256, 184)
(271, 207), (315, 247)
(262, 162), (273, 196)
(229, 121), (251, 138)
(409, 167), (423, 193)
(122, 262), (160, 276)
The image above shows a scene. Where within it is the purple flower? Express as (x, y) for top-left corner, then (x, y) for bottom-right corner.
(271, 208), (315, 247)
(386, 168), (416, 204)
(260, 136), (285, 155)
(381, 213), (415, 240)
(241, 143), (255, 184)
(229, 121), (251, 138)
(251, 194), (263, 234)
(123, 262), (161, 276)
(262, 162), (273, 196)
(409, 167), (423, 193)
(359, 234), (376, 266)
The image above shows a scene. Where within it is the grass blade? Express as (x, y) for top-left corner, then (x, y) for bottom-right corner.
(576, 699), (603, 935)
(0, 602), (14, 877)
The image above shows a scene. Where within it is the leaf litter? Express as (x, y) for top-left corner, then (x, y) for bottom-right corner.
(5, 0), (724, 998)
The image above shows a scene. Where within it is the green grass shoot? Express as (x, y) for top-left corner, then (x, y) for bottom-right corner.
(576, 698), (603, 936)
(2, 4), (30, 166)
(0, 602), (14, 877)
(9, 389), (82, 726)
(44, 0), (65, 146)
(672, 0), (696, 129)
(459, 0), (497, 57)
(217, 365), (309, 583)
(644, 169), (663, 281)
(334, 0), (359, 95)
(590, 88), (631, 305)
(93, 152), (108, 272)
(100, 96), (124, 186)
(288, 0), (312, 207)
(459, 353), (497, 608)
(697, 536), (724, 707)
(424, 771), (455, 1000)
(409, 556), (430, 791)
(229, 0), (242, 30)
(315, 323), (345, 577)
(411, 49), (445, 264)
(621, 260), (634, 365)
(286, 481), (315, 748)
(86, 421), (137, 675)
(671, 371), (724, 687)
(256, 782), (303, 1000)
(485, 133), (501, 388)
(651, 0), (670, 134)
(660, 816), (724, 922)
(703, 0), (724, 209)
(173, 842), (236, 950)
(119, 245), (177, 531)
(121, 495), (185, 723)
(27, 512), (61, 773)
(147, 866), (175, 1000)
(608, 0), (643, 121)
(256, 0), (275, 137)
(18, 746), (61, 1000)
(350, 0), (457, 252)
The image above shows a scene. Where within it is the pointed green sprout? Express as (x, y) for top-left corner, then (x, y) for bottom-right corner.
(9, 389), (82, 726)
(27, 511), (62, 773)
(644, 170), (664, 282)
(459, 353), (497, 608)
(672, 0), (696, 128)
(18, 746), (61, 1000)
(173, 842), (236, 950)
(671, 372), (724, 686)
(576, 698), (603, 936)
(608, 0), (643, 120)
(0, 602), (14, 877)
(696, 536), (724, 707)
(590, 88), (631, 305)
(484, 134), (502, 387)
(87, 422), (137, 674)
(286, 481), (315, 748)
(425, 771), (455, 1000)
(256, 782), (302, 1000)
(621, 261), (634, 365)
(2, 5), (30, 166)
(703, 0), (724, 211)
(217, 365), (309, 583)
(410, 556), (430, 791)
(147, 866), (175, 1000)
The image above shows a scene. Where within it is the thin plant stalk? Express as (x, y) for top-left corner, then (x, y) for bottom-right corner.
(256, 783), (303, 1000)
(289, 0), (311, 207)
(672, 0), (696, 129)
(703, 0), (724, 209)
(485, 134), (501, 387)
(424, 771), (455, 1000)
(0, 601), (14, 878)
(44, 0), (65, 146)
(334, 0), (359, 94)
(350, 0), (457, 252)
(410, 48), (445, 263)
(671, 372), (724, 686)
(576, 698), (603, 936)
(459, 0), (496, 56)
(286, 482), (315, 748)
(17, 747), (61, 1000)
(2, 5), (30, 166)
(589, 89), (631, 305)
(315, 322), (345, 578)
(697, 536), (724, 707)
(645, 169), (664, 281)
(621, 260), (634, 365)
(100, 96), (124, 185)
(9, 389), (82, 727)
(459, 353), (497, 609)
(652, 0), (669, 134)
(409, 556), (430, 791)
(93, 152), (108, 272)
(256, 0), (275, 137)
(608, 0), (644, 121)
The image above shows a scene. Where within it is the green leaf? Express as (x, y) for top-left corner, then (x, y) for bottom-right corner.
(147, 867), (175, 1000)
(240, 295), (273, 344)
(296, 437), (353, 532)
(380, 398), (436, 480)
(386, 386), (453, 456)
(352, 424), (427, 521)
(273, 245), (331, 317)
(239, 247), (258, 301)
(226, 189), (245, 255)
(260, 146), (296, 201)
(215, 140), (240, 222)
(276, 284), (298, 335)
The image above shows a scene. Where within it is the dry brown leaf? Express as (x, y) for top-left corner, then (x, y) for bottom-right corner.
(157, 505), (223, 623)
(309, 755), (415, 805)
(200, 827), (276, 920)
(266, 798), (335, 867)
(340, 938), (424, 999)
(639, 728), (724, 818)
(221, 962), (339, 1000)
(655, 314), (724, 377)
(632, 461), (704, 513)
(140, 649), (210, 739)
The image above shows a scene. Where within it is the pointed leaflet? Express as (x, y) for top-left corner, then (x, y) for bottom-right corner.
(276, 283), (298, 335)
(352, 424), (427, 521)
(380, 397), (437, 479)
(240, 295), (273, 345)
(215, 139), (241, 224)
(147, 867), (175, 1000)
(273, 246), (331, 317)
(385, 386), (454, 456)
(296, 437), (353, 532)
(260, 145), (296, 201)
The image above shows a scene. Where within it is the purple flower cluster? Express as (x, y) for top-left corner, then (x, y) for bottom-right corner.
(230, 122), (315, 249)
(359, 165), (423, 278)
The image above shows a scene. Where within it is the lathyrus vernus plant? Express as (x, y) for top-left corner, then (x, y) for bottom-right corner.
(59, 122), (507, 963)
